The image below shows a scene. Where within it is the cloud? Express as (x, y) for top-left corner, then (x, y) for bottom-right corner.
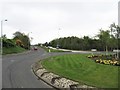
(1, 1), (118, 44)
(1, 0), (120, 3)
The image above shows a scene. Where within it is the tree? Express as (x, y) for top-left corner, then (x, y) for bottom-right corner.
(2, 34), (7, 39)
(110, 23), (120, 59)
(97, 29), (111, 53)
(13, 31), (30, 49)
(48, 23), (119, 53)
(3, 39), (16, 48)
(16, 39), (23, 47)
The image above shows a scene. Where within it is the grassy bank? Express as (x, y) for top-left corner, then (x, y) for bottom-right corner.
(40, 46), (66, 52)
(41, 54), (118, 88)
(3, 46), (26, 55)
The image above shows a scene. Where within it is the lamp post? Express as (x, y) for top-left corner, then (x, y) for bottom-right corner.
(1, 19), (7, 55)
(57, 28), (61, 49)
(116, 26), (119, 59)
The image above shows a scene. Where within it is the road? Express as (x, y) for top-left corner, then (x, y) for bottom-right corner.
(2, 48), (53, 88)
(2, 47), (106, 88)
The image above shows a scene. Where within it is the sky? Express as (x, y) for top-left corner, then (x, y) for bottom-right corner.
(0, 0), (119, 44)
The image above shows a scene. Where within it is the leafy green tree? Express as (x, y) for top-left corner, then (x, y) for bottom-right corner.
(3, 39), (16, 48)
(97, 29), (111, 52)
(48, 23), (119, 53)
(13, 31), (30, 49)
(110, 23), (120, 59)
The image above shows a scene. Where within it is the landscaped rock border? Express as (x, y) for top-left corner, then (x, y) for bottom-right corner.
(32, 61), (102, 90)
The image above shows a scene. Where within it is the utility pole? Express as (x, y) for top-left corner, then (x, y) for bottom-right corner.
(1, 19), (7, 55)
(116, 26), (119, 60)
(57, 28), (61, 49)
(118, 1), (120, 59)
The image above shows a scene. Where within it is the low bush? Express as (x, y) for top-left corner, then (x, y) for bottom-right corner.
(95, 59), (120, 66)
(88, 54), (120, 66)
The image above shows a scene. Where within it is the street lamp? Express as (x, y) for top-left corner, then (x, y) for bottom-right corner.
(116, 26), (120, 59)
(1, 19), (7, 54)
(57, 28), (61, 49)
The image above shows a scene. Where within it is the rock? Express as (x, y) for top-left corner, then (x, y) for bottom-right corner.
(33, 62), (95, 89)
(36, 68), (47, 77)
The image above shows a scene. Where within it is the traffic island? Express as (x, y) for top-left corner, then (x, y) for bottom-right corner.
(32, 61), (97, 89)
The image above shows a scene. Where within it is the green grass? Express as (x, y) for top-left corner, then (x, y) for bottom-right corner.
(40, 46), (66, 52)
(3, 46), (26, 55)
(41, 54), (118, 88)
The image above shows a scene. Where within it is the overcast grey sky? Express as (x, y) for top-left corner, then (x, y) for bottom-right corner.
(0, 0), (119, 44)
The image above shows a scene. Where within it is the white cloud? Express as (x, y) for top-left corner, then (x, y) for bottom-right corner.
(1, 0), (120, 3)
(0, 1), (119, 44)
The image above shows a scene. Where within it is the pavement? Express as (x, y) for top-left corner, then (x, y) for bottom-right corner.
(2, 47), (109, 88)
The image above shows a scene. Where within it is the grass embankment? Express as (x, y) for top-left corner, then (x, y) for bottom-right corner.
(3, 46), (26, 55)
(40, 46), (66, 52)
(41, 54), (118, 88)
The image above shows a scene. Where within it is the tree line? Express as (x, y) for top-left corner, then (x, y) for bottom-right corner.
(44, 23), (120, 51)
(2, 31), (31, 49)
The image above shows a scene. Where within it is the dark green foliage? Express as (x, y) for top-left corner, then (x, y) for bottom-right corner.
(49, 36), (110, 51)
(3, 39), (16, 48)
(3, 46), (26, 55)
(1, 33), (26, 54)
(48, 23), (120, 52)
(2, 38), (26, 55)
(13, 31), (30, 49)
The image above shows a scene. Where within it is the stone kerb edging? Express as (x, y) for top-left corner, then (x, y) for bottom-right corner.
(32, 61), (96, 89)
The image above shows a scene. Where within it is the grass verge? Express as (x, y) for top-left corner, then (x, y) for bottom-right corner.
(40, 46), (66, 52)
(3, 46), (26, 55)
(41, 54), (118, 88)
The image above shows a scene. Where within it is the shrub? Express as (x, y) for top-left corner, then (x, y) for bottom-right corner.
(95, 59), (120, 66)
(95, 60), (100, 63)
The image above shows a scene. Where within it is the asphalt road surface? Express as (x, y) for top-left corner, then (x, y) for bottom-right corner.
(2, 47), (106, 88)
(2, 48), (53, 88)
